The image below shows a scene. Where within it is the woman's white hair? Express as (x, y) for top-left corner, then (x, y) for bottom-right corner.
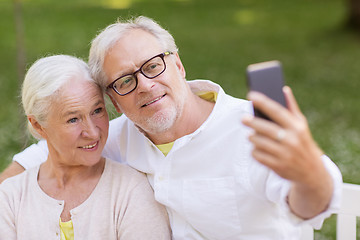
(22, 54), (96, 139)
(89, 16), (178, 89)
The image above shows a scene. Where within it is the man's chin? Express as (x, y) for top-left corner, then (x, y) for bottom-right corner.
(145, 111), (177, 133)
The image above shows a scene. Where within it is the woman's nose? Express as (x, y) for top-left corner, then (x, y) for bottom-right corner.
(81, 119), (99, 139)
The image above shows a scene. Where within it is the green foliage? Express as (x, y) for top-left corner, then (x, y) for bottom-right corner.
(1, 0), (359, 238)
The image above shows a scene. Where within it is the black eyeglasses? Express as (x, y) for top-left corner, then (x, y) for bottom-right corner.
(107, 51), (173, 96)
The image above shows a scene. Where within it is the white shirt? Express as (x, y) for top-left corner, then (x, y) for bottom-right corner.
(13, 80), (343, 240)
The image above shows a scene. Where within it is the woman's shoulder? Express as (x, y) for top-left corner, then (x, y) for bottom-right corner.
(104, 159), (147, 182)
(0, 166), (38, 197)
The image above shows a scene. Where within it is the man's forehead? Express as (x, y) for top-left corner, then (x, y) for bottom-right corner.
(105, 32), (164, 69)
(102, 28), (167, 85)
(112, 29), (163, 56)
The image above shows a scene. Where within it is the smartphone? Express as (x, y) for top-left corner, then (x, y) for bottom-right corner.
(246, 60), (287, 121)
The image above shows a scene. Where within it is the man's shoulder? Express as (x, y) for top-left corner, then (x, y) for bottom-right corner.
(187, 79), (253, 117)
(218, 91), (253, 115)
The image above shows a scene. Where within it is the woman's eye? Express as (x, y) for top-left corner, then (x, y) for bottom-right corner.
(94, 107), (103, 114)
(67, 118), (78, 124)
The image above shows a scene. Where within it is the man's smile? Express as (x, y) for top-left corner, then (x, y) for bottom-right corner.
(142, 94), (166, 107)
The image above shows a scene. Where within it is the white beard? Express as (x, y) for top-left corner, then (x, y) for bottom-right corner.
(124, 72), (188, 136)
(140, 100), (180, 134)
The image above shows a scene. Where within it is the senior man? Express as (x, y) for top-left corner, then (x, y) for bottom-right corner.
(1, 16), (342, 239)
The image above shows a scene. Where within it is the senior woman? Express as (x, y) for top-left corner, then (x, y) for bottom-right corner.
(0, 55), (171, 240)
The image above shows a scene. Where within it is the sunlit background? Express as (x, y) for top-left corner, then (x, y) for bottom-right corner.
(1, 0), (360, 238)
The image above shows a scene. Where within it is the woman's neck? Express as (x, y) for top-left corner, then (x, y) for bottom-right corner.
(37, 157), (106, 222)
(38, 157), (105, 192)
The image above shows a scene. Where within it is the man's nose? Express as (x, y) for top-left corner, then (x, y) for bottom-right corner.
(136, 72), (156, 93)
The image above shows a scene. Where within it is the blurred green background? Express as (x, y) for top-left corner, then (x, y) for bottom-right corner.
(1, 0), (360, 238)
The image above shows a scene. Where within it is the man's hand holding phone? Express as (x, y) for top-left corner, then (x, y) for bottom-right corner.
(243, 86), (324, 183)
(242, 61), (333, 220)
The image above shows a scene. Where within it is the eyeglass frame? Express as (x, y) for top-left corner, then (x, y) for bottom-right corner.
(106, 51), (173, 96)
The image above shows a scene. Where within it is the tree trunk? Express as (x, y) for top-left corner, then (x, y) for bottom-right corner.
(13, 0), (28, 147)
(347, 0), (360, 30)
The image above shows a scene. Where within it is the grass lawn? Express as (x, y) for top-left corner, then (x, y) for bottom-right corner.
(1, 0), (360, 238)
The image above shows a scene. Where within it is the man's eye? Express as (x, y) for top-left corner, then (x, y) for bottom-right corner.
(124, 78), (132, 83)
(119, 76), (134, 89)
(145, 63), (160, 72)
(149, 63), (159, 69)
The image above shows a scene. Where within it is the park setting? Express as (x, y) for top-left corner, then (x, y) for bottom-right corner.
(1, 0), (360, 238)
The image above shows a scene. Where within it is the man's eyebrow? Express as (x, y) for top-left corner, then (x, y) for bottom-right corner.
(115, 55), (152, 78)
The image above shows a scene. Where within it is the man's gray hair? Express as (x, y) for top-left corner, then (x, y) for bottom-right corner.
(89, 16), (178, 89)
(22, 55), (95, 139)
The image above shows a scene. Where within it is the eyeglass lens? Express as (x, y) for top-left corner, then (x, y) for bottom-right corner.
(112, 55), (165, 95)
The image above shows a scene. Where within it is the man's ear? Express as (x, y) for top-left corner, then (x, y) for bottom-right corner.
(174, 52), (186, 79)
(107, 93), (123, 114)
(27, 115), (47, 139)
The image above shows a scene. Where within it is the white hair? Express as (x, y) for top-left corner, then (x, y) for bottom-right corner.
(89, 16), (178, 89)
(22, 54), (96, 139)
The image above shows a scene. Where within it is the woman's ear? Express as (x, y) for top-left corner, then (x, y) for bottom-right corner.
(107, 93), (123, 114)
(27, 115), (47, 139)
